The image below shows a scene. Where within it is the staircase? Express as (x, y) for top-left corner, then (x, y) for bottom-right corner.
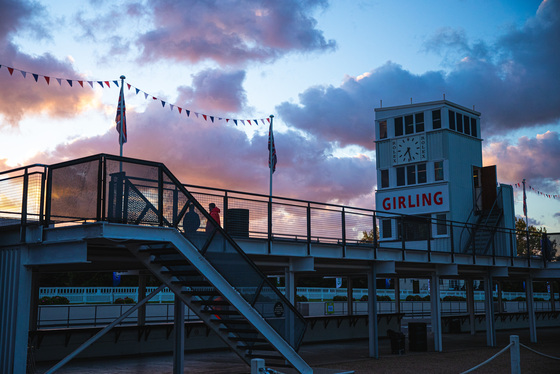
(463, 209), (503, 255)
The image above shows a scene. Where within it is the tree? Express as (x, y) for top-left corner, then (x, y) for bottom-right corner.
(515, 217), (557, 259)
(360, 227), (380, 243)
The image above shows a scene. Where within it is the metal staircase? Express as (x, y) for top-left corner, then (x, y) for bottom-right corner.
(462, 189), (503, 255)
(43, 154), (311, 373)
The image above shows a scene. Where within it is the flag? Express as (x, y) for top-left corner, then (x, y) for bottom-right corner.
(115, 85), (127, 144)
(268, 122), (277, 173)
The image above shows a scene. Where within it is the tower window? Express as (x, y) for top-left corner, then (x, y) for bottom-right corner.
(435, 213), (448, 235)
(417, 163), (427, 184)
(470, 118), (477, 137)
(456, 112), (463, 133)
(463, 115), (470, 135)
(432, 110), (441, 129)
(407, 165), (416, 185)
(379, 120), (387, 139)
(434, 161), (444, 181)
(381, 219), (392, 238)
(415, 113), (424, 132)
(395, 117), (403, 136)
(396, 167), (405, 186)
(380, 169), (389, 188)
(449, 110), (456, 130)
(405, 115), (414, 135)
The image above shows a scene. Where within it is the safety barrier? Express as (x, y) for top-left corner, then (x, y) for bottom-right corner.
(460, 335), (560, 374)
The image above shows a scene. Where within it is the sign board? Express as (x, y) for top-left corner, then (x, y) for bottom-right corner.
(376, 185), (449, 215)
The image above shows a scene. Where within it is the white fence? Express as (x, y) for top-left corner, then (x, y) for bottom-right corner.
(38, 287), (557, 304)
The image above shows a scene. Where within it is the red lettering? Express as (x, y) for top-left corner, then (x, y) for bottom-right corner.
(383, 198), (391, 210)
(398, 196), (406, 209)
(416, 194), (420, 207)
(408, 195), (416, 208)
(422, 193), (431, 206)
(434, 191), (443, 205)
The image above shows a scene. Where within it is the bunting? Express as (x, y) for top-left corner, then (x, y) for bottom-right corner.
(0, 63), (270, 125)
(513, 182), (559, 200)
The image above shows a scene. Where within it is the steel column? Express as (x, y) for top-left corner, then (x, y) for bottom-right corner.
(367, 264), (378, 358)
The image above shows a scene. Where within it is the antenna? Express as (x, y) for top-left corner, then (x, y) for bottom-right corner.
(380, 99), (382, 108)
(410, 98), (412, 104)
(443, 93), (446, 100)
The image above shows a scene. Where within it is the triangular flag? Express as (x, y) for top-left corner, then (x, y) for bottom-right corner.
(127, 83), (131, 90)
(32, 73), (38, 82)
(226, 119), (230, 122)
(152, 96), (157, 100)
(56, 78), (63, 86)
(186, 110), (190, 117)
(195, 112), (199, 118)
(135, 88), (140, 95)
(113, 80), (118, 87)
(178, 107), (182, 114)
(240, 120), (245, 125)
(210, 116), (214, 123)
(104, 81), (110, 87)
(144, 92), (148, 99)
(87, 81), (94, 88)
(7, 67), (14, 75)
(67, 79), (73, 87)
(234, 119), (238, 126)
(78, 80), (84, 87)
(20, 71), (26, 78)
(267, 118), (271, 123)
(253, 120), (258, 125)
(44, 76), (50, 85)
(261, 119), (266, 124)
(202, 114), (207, 121)
(97, 81), (104, 88)
(161, 100), (166, 107)
(169, 104), (174, 111)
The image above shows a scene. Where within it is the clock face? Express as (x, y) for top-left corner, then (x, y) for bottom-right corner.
(392, 135), (427, 164)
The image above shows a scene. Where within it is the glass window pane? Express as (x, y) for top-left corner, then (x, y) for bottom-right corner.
(463, 115), (470, 135)
(432, 110), (441, 129)
(396, 167), (405, 186)
(381, 169), (389, 188)
(456, 112), (463, 132)
(417, 164), (427, 184)
(382, 219), (392, 238)
(470, 118), (477, 137)
(415, 113), (424, 132)
(379, 120), (387, 139)
(434, 161), (444, 181)
(395, 117), (403, 136)
(436, 213), (447, 235)
(405, 115), (414, 134)
(449, 110), (455, 130)
(407, 165), (416, 185)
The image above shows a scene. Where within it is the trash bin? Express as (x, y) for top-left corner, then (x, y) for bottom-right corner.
(387, 329), (405, 354)
(225, 208), (249, 237)
(449, 318), (461, 333)
(408, 322), (427, 352)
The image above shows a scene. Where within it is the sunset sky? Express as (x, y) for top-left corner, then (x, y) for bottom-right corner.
(0, 0), (559, 231)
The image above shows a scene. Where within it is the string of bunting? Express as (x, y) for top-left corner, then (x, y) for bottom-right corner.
(513, 182), (558, 199)
(0, 63), (270, 126)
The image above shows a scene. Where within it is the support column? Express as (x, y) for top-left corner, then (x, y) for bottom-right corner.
(394, 277), (401, 316)
(525, 277), (537, 343)
(284, 267), (296, 346)
(430, 274), (442, 352)
(496, 280), (504, 313)
(466, 278), (476, 335)
(483, 275), (496, 347)
(347, 277), (353, 315)
(367, 263), (378, 358)
(138, 273), (148, 326)
(549, 280), (556, 312)
(173, 298), (185, 374)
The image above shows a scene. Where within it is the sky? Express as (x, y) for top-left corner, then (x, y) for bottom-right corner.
(0, 0), (559, 231)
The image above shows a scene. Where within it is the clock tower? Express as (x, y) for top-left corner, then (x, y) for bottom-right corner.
(374, 100), (515, 254)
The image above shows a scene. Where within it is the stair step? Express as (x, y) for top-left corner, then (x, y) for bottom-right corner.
(182, 289), (220, 297)
(212, 318), (250, 325)
(230, 336), (267, 343)
(202, 309), (240, 316)
(224, 328), (258, 334)
(162, 270), (199, 276)
(193, 299), (230, 306)
(152, 259), (189, 265)
(245, 344), (276, 351)
(245, 353), (284, 361)
(171, 280), (211, 287)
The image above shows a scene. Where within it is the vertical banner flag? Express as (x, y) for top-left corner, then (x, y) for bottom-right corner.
(115, 83), (127, 144)
(268, 119), (277, 173)
(523, 179), (527, 217)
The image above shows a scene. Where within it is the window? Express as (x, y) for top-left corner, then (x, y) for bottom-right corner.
(397, 163), (427, 186)
(463, 115), (470, 135)
(415, 113), (424, 132)
(398, 214), (430, 241)
(395, 117), (403, 136)
(434, 161), (444, 181)
(396, 167), (405, 186)
(380, 169), (389, 188)
(405, 115), (414, 134)
(381, 219), (392, 238)
(379, 120), (387, 139)
(432, 110), (441, 129)
(435, 213), (448, 235)
(407, 165), (416, 185)
(449, 110), (456, 130)
(456, 112), (463, 132)
(470, 118), (477, 137)
(417, 163), (427, 184)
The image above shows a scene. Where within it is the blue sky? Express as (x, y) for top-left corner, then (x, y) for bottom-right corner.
(0, 0), (559, 231)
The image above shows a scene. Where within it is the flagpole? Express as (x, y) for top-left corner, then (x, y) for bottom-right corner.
(119, 75), (125, 158)
(269, 115), (274, 198)
(523, 178), (529, 230)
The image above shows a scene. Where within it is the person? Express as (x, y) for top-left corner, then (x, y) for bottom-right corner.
(205, 203), (221, 233)
(182, 202), (201, 234)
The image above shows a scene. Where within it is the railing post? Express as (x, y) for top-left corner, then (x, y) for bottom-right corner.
(450, 221), (455, 261)
(158, 167), (164, 226)
(96, 157), (103, 221)
(20, 167), (29, 242)
(306, 203), (312, 256)
(341, 207), (346, 257)
(373, 212), (378, 259)
(510, 335), (520, 374)
(223, 191), (228, 234)
(426, 216), (432, 262)
(268, 197), (272, 254)
(39, 166), (46, 226)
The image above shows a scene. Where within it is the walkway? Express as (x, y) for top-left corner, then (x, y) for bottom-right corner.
(33, 327), (560, 374)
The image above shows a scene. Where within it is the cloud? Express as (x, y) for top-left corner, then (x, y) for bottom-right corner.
(483, 131), (560, 192)
(177, 69), (248, 113)
(134, 0), (336, 66)
(0, 0), (48, 42)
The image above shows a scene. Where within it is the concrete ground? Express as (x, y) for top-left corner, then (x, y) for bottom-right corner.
(33, 327), (560, 374)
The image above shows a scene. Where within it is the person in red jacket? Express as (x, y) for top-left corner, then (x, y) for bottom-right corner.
(205, 203), (221, 233)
